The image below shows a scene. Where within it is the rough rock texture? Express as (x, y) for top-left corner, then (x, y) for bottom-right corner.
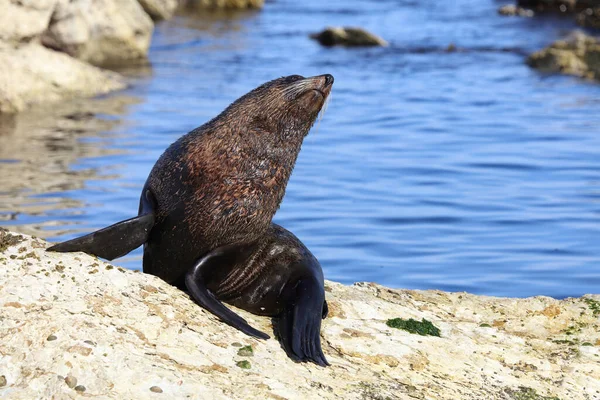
(0, 43), (125, 113)
(577, 6), (600, 27)
(138, 0), (180, 20)
(498, 4), (535, 16)
(41, 0), (154, 66)
(183, 0), (264, 9)
(527, 31), (600, 80)
(310, 27), (388, 47)
(0, 0), (59, 43)
(1, 231), (599, 399)
(0, 0), (166, 113)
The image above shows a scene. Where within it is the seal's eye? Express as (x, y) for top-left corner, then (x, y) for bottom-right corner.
(286, 75), (304, 83)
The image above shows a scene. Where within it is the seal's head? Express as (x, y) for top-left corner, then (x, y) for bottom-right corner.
(223, 74), (334, 140)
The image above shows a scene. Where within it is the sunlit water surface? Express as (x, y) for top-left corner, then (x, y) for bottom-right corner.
(1, 0), (599, 298)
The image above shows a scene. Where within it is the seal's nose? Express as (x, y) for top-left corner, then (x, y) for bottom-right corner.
(323, 74), (334, 86)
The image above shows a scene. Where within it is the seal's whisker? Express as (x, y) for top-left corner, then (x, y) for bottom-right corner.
(314, 93), (331, 134)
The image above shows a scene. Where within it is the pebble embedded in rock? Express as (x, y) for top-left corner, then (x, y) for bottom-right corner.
(231, 342), (243, 347)
(150, 386), (163, 393)
(0, 375), (6, 387)
(74, 385), (86, 392)
(46, 334), (57, 341)
(65, 375), (77, 388)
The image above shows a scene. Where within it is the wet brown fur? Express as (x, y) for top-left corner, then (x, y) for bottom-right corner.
(142, 75), (333, 284)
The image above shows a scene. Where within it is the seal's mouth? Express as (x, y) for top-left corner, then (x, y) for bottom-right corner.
(313, 89), (326, 98)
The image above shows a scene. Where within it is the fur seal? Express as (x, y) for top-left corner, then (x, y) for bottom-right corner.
(196, 223), (329, 366)
(47, 74), (334, 360)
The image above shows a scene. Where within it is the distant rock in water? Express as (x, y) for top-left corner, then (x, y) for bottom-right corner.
(577, 6), (600, 28)
(527, 31), (600, 81)
(182, 0), (264, 9)
(517, 0), (598, 12)
(310, 27), (388, 47)
(498, 4), (535, 16)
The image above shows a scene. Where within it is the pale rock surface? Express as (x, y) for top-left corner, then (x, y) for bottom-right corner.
(527, 31), (600, 81)
(0, 0), (59, 43)
(138, 0), (180, 20)
(0, 43), (125, 113)
(1, 230), (599, 399)
(41, 0), (154, 66)
(311, 27), (388, 47)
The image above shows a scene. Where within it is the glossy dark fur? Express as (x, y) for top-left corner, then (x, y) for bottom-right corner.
(47, 74), (334, 365)
(195, 224), (329, 366)
(142, 74), (333, 285)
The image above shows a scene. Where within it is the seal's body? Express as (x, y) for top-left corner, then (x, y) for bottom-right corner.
(199, 224), (329, 366)
(47, 74), (334, 366)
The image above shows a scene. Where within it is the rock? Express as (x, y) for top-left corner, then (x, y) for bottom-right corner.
(181, 0), (264, 9)
(138, 0), (179, 20)
(527, 31), (600, 80)
(0, 43), (125, 113)
(577, 6), (600, 28)
(1, 231), (599, 399)
(310, 27), (388, 47)
(0, 0), (59, 43)
(517, 0), (599, 12)
(41, 0), (153, 66)
(498, 4), (535, 16)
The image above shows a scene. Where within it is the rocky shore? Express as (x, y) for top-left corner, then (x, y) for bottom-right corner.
(498, 1), (600, 81)
(0, 0), (264, 114)
(1, 229), (599, 399)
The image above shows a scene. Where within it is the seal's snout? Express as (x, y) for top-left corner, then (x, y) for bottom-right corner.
(313, 74), (334, 98)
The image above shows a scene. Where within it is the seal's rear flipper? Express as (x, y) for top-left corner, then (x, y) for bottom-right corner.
(277, 278), (329, 367)
(46, 213), (155, 261)
(185, 248), (270, 340)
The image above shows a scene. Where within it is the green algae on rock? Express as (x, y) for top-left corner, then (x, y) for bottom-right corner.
(0, 229), (24, 253)
(504, 386), (560, 400)
(236, 360), (251, 369)
(583, 297), (600, 317)
(237, 345), (253, 357)
(386, 318), (441, 337)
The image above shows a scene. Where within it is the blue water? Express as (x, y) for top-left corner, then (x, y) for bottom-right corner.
(1, 0), (599, 298)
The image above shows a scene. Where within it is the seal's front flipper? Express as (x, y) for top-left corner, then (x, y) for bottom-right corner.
(185, 247), (270, 340)
(277, 277), (329, 367)
(47, 213), (155, 261)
